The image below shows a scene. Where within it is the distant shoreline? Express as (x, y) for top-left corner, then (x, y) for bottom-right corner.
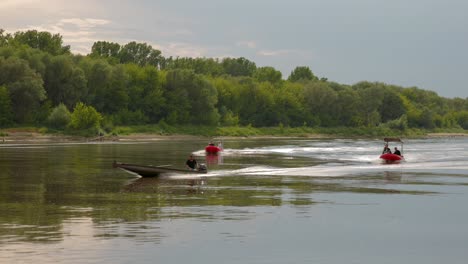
(1, 131), (467, 144)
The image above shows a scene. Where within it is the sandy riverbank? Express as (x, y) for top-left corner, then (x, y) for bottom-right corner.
(0, 132), (207, 144)
(1, 131), (467, 144)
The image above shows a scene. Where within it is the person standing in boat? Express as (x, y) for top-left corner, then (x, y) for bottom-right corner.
(186, 154), (198, 170)
(393, 147), (401, 156)
(382, 143), (391, 154)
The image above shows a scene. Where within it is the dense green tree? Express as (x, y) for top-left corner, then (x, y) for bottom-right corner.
(455, 111), (468, 129)
(303, 81), (338, 126)
(47, 103), (71, 129)
(164, 57), (224, 76)
(379, 87), (405, 122)
(103, 65), (129, 114)
(44, 55), (87, 108)
(236, 79), (276, 126)
(79, 59), (113, 108)
(288, 66), (318, 82)
(335, 87), (359, 126)
(0, 85), (13, 126)
(124, 64), (164, 123)
(418, 107), (436, 128)
(272, 82), (305, 126)
(212, 76), (242, 116)
(90, 41), (121, 58)
(69, 102), (102, 130)
(0, 56), (46, 123)
(222, 57), (256, 77)
(354, 82), (385, 126)
(400, 94), (421, 127)
(0, 29), (12, 47)
(253, 66), (282, 84)
(12, 30), (70, 55)
(163, 69), (219, 125)
(162, 69), (193, 124)
(119, 41), (163, 67)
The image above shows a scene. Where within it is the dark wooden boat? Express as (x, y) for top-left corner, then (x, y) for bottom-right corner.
(113, 161), (207, 177)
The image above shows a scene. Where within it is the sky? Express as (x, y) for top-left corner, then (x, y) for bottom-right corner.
(1, 0), (467, 98)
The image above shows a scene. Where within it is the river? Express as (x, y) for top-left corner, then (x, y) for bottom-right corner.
(1, 137), (468, 264)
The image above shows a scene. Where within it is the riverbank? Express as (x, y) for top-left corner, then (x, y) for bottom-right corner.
(1, 128), (467, 144)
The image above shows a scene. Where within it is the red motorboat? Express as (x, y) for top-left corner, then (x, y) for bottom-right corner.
(205, 142), (222, 154)
(379, 137), (404, 163)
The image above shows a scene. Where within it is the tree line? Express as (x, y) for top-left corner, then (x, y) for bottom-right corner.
(1, 29), (468, 133)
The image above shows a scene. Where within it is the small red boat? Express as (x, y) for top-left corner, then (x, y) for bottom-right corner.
(380, 153), (403, 162)
(379, 137), (404, 163)
(205, 144), (222, 154)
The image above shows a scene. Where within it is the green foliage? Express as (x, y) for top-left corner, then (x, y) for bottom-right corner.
(0, 29), (11, 47)
(220, 110), (239, 126)
(90, 41), (121, 58)
(222, 57), (256, 77)
(163, 69), (220, 125)
(110, 109), (148, 125)
(288, 66), (318, 82)
(47, 103), (71, 129)
(253, 66), (282, 84)
(381, 115), (408, 131)
(12, 30), (70, 55)
(164, 57), (224, 76)
(0, 28), (467, 136)
(303, 81), (338, 126)
(69, 102), (102, 130)
(0, 85), (13, 127)
(0, 56), (46, 123)
(44, 55), (87, 108)
(455, 111), (468, 129)
(118, 41), (162, 67)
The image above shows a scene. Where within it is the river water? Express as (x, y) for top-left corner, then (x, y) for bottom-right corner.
(1, 137), (468, 264)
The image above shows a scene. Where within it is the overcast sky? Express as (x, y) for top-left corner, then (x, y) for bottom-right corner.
(2, 0), (467, 98)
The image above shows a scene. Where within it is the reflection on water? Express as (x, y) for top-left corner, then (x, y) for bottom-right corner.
(1, 138), (468, 263)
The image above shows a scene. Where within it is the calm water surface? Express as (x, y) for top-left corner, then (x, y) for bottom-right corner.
(1, 137), (468, 264)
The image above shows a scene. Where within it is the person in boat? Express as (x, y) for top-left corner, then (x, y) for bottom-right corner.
(393, 147), (401, 156)
(186, 154), (198, 170)
(382, 144), (391, 154)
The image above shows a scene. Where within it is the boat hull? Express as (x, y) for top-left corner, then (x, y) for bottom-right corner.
(113, 162), (207, 177)
(205, 145), (222, 154)
(380, 153), (403, 163)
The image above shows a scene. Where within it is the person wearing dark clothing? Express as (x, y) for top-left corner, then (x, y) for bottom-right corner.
(393, 147), (401, 156)
(186, 155), (198, 170)
(382, 144), (391, 154)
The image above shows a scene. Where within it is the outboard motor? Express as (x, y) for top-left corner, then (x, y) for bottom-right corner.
(197, 163), (207, 172)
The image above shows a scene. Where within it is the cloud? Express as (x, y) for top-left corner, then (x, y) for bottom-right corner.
(10, 17), (112, 54)
(0, 0), (41, 9)
(58, 18), (110, 29)
(257, 49), (313, 58)
(152, 42), (207, 58)
(257, 49), (294, 56)
(236, 41), (257, 49)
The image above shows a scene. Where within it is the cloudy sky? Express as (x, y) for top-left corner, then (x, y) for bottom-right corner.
(2, 0), (467, 98)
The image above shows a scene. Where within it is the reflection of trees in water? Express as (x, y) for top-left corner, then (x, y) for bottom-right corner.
(122, 177), (208, 195)
(384, 170), (403, 182)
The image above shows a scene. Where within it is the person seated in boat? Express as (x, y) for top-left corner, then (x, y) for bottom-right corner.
(393, 147), (401, 156)
(208, 141), (215, 146)
(382, 144), (391, 154)
(186, 154), (198, 170)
